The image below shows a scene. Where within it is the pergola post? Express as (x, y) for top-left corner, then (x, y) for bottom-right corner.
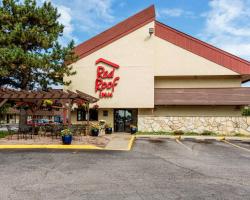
(19, 108), (27, 129)
(63, 108), (67, 125)
(67, 99), (72, 127)
(86, 102), (90, 135)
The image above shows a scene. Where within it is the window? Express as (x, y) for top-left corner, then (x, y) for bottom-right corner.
(103, 110), (108, 117)
(77, 109), (86, 121)
(89, 109), (98, 121)
(77, 109), (98, 121)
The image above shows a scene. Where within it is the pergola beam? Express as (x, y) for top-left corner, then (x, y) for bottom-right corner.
(0, 88), (99, 103)
(0, 99), (8, 107)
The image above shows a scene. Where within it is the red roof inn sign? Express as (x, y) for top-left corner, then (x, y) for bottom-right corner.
(95, 58), (120, 98)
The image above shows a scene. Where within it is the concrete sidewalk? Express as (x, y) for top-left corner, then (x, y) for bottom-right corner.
(105, 134), (135, 151)
(0, 134), (135, 151)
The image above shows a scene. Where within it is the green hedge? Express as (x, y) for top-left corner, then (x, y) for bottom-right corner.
(136, 130), (217, 136)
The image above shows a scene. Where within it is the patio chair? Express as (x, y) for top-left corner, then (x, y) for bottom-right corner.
(71, 125), (81, 141)
(44, 125), (53, 137)
(51, 125), (62, 140)
(37, 126), (46, 138)
(18, 125), (32, 140)
(81, 125), (87, 135)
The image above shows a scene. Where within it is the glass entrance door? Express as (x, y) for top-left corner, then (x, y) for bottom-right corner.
(114, 109), (137, 132)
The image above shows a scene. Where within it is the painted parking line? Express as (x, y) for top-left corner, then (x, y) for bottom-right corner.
(127, 136), (135, 151)
(175, 139), (192, 151)
(222, 140), (250, 153)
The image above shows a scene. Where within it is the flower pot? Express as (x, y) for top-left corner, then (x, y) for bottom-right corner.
(130, 127), (137, 134)
(91, 129), (99, 137)
(62, 135), (72, 145)
(105, 127), (112, 134)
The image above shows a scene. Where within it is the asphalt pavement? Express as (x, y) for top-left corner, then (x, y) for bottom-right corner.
(0, 138), (249, 200)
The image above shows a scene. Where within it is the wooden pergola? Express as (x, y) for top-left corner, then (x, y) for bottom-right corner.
(0, 88), (99, 127)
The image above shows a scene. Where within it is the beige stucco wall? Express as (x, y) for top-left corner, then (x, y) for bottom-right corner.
(71, 110), (81, 124)
(153, 37), (238, 76)
(155, 76), (241, 88)
(98, 109), (114, 127)
(139, 106), (242, 117)
(70, 109), (114, 127)
(0, 114), (19, 124)
(65, 21), (240, 110)
(65, 22), (155, 108)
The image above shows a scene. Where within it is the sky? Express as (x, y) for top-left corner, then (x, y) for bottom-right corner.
(1, 0), (250, 87)
(43, 0), (250, 62)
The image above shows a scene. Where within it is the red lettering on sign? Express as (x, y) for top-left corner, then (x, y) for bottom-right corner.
(95, 58), (120, 98)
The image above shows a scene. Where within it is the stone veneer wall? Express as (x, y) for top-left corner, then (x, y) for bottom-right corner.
(138, 116), (250, 135)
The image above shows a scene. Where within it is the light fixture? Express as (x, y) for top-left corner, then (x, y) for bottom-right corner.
(149, 28), (154, 36)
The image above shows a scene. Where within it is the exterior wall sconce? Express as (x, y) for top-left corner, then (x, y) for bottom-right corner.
(149, 28), (154, 36)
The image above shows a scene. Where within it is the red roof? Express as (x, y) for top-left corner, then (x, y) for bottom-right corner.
(74, 5), (155, 59)
(74, 5), (250, 76)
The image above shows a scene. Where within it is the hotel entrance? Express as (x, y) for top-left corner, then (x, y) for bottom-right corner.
(114, 109), (137, 132)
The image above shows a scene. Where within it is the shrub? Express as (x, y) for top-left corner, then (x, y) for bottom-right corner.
(173, 130), (184, 135)
(201, 130), (216, 136)
(136, 131), (173, 135)
(234, 133), (245, 137)
(184, 131), (199, 135)
(105, 123), (112, 129)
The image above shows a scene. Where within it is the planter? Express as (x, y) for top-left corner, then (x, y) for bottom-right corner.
(105, 127), (112, 134)
(130, 127), (137, 134)
(62, 135), (72, 145)
(91, 129), (99, 137)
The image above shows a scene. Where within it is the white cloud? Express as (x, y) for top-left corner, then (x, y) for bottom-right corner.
(159, 8), (195, 18)
(38, 0), (116, 45)
(200, 0), (250, 60)
(56, 5), (77, 44)
(56, 0), (114, 33)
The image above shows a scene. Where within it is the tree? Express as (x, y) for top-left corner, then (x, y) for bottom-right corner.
(0, 0), (77, 90)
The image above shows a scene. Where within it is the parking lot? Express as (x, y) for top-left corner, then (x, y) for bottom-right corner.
(0, 138), (249, 200)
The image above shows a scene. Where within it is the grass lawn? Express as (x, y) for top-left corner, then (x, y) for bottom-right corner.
(136, 131), (250, 137)
(0, 131), (10, 139)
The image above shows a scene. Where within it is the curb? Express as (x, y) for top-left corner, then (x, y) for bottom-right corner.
(0, 144), (103, 150)
(0, 136), (136, 151)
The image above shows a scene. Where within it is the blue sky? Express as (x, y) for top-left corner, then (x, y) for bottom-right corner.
(46, 0), (250, 62)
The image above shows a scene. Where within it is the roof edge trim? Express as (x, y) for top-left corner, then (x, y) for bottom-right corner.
(74, 5), (155, 60)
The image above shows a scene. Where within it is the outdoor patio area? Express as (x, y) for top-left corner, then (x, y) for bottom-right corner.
(0, 134), (110, 148)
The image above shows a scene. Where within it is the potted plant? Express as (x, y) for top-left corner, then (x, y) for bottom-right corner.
(61, 128), (73, 144)
(130, 125), (137, 134)
(90, 123), (100, 137)
(42, 99), (53, 110)
(105, 123), (112, 134)
(43, 99), (53, 106)
(76, 99), (86, 109)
